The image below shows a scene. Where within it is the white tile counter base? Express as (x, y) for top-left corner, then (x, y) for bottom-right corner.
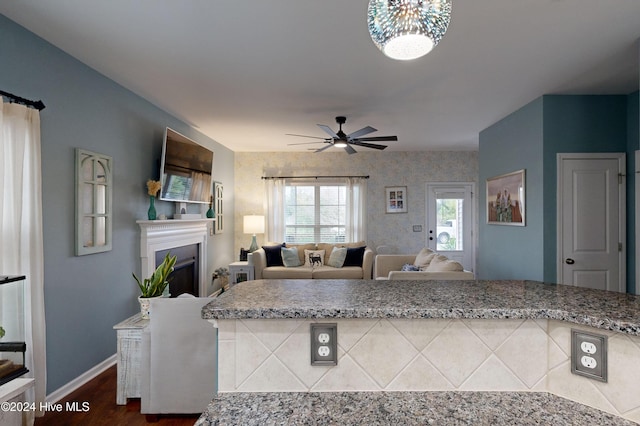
(215, 318), (640, 424)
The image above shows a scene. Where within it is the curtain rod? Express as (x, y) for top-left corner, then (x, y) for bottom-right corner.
(0, 90), (46, 111)
(262, 175), (369, 180)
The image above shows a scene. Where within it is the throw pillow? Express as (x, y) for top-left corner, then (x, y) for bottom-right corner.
(401, 263), (419, 272)
(281, 246), (302, 267)
(426, 258), (464, 272)
(327, 247), (348, 268)
(262, 244), (285, 267)
(343, 246), (366, 267)
(414, 247), (436, 268)
(304, 249), (325, 267)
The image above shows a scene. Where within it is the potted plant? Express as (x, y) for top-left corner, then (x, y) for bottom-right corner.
(213, 267), (230, 292)
(133, 252), (177, 318)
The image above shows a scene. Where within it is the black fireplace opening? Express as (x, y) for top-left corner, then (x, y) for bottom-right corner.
(155, 244), (199, 297)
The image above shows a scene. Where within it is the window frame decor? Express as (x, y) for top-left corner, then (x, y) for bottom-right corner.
(214, 181), (224, 234)
(385, 186), (408, 214)
(486, 169), (525, 226)
(75, 148), (113, 255)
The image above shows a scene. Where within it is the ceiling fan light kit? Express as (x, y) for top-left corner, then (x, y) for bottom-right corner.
(367, 0), (452, 61)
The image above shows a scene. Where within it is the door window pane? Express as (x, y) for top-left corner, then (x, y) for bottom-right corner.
(436, 197), (463, 251)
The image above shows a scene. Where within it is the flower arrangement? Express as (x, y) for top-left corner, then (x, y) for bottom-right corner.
(213, 267), (229, 279)
(147, 179), (161, 197)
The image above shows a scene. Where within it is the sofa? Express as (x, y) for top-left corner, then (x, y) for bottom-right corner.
(374, 248), (475, 280)
(253, 241), (374, 279)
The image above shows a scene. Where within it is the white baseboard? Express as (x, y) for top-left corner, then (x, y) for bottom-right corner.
(46, 354), (117, 403)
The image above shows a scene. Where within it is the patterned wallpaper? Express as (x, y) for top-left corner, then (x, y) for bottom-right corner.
(234, 151), (478, 256)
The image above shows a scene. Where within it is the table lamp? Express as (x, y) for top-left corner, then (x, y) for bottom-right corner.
(243, 215), (265, 252)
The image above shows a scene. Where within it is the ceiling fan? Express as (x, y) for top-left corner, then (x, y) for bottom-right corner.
(286, 116), (398, 154)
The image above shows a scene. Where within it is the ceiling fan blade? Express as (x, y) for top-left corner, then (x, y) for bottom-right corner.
(347, 126), (377, 139)
(344, 144), (357, 155)
(314, 144), (334, 153)
(287, 141), (326, 146)
(352, 135), (398, 142)
(285, 133), (328, 140)
(317, 124), (339, 139)
(351, 141), (387, 150)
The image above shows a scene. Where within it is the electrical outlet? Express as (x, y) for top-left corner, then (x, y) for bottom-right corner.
(310, 323), (337, 366)
(571, 329), (607, 382)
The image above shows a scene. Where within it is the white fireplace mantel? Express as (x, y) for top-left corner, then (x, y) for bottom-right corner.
(137, 219), (213, 297)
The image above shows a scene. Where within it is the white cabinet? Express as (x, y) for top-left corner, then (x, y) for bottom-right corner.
(113, 314), (149, 405)
(229, 261), (254, 284)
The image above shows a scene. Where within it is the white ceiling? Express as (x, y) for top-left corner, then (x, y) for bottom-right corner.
(2, 1), (639, 152)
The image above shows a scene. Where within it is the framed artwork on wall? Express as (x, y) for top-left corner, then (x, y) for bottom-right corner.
(385, 186), (407, 214)
(486, 169), (525, 226)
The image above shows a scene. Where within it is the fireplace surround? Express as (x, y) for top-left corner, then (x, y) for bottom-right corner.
(137, 219), (212, 297)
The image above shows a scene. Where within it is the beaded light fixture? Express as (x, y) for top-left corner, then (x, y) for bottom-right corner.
(367, 0), (452, 61)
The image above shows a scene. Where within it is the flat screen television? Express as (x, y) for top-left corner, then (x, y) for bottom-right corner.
(159, 127), (213, 204)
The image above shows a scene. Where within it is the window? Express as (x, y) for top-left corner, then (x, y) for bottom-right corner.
(265, 177), (367, 244)
(285, 183), (346, 243)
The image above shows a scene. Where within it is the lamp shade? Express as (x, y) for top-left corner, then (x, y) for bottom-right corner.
(243, 215), (265, 234)
(367, 0), (452, 61)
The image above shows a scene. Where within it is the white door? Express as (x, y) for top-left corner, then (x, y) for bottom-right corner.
(426, 183), (474, 271)
(557, 153), (625, 292)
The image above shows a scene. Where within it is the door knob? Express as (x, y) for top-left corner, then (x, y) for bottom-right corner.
(565, 258), (575, 265)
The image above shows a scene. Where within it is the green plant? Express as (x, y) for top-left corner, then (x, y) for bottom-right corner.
(133, 253), (177, 298)
(0, 326), (4, 339)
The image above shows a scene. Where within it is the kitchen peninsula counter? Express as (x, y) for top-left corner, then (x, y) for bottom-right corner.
(202, 279), (640, 423)
(202, 279), (640, 335)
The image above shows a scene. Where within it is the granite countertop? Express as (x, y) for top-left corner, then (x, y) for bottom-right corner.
(194, 391), (637, 426)
(202, 279), (640, 335)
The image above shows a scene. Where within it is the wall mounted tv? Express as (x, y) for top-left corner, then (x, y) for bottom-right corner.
(159, 127), (213, 204)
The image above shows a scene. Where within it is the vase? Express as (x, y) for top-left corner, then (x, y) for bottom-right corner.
(138, 296), (161, 319)
(148, 195), (157, 220)
(206, 205), (215, 218)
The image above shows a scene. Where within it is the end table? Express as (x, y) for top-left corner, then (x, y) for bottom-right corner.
(229, 261), (254, 284)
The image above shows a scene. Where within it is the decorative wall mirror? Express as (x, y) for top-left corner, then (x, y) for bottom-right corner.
(75, 149), (113, 255)
(214, 181), (224, 234)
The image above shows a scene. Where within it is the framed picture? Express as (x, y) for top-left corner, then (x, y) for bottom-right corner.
(385, 186), (407, 214)
(486, 169), (525, 226)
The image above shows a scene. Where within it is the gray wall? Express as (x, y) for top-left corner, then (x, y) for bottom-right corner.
(0, 15), (235, 393)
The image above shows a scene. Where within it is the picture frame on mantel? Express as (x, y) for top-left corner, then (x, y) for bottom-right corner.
(385, 186), (407, 214)
(486, 169), (525, 226)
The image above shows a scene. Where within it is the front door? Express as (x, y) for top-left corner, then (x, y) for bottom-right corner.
(426, 183), (474, 271)
(557, 153), (625, 292)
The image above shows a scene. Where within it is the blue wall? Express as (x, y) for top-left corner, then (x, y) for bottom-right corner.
(479, 94), (637, 292)
(0, 15), (235, 393)
(541, 95), (628, 283)
(478, 98), (545, 280)
(626, 91), (639, 293)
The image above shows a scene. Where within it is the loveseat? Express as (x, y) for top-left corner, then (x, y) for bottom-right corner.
(253, 242), (374, 279)
(374, 248), (475, 280)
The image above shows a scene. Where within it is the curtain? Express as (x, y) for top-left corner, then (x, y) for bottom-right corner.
(0, 102), (46, 423)
(264, 178), (286, 243)
(345, 177), (367, 242)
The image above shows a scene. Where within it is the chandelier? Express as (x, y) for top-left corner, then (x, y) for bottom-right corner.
(367, 0), (452, 61)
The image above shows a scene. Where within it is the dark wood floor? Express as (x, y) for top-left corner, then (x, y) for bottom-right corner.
(34, 365), (199, 426)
